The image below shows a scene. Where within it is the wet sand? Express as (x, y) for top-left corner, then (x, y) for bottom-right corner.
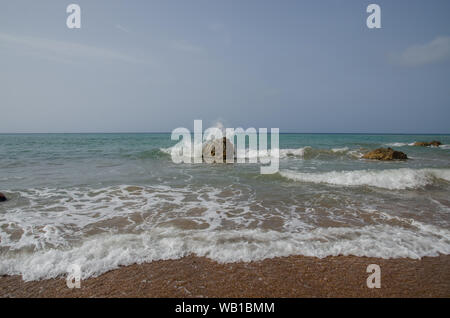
(1, 255), (449, 297)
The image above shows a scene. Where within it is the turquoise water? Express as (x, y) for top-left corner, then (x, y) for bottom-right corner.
(0, 133), (449, 280)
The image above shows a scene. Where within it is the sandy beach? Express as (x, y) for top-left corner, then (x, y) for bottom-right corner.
(1, 255), (448, 298)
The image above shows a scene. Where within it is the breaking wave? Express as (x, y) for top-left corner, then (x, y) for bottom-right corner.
(1, 181), (449, 281)
(385, 142), (450, 149)
(1, 224), (449, 281)
(385, 142), (415, 147)
(279, 168), (450, 190)
(125, 149), (171, 160)
(161, 145), (362, 160)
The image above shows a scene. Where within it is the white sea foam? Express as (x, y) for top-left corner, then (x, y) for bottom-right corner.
(161, 145), (309, 160)
(0, 184), (254, 251)
(1, 223), (449, 281)
(161, 145), (359, 161)
(385, 142), (450, 149)
(385, 142), (415, 147)
(279, 147), (308, 158)
(1, 182), (450, 281)
(331, 147), (349, 153)
(279, 168), (450, 190)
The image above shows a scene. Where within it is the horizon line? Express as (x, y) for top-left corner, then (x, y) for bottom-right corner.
(1, 132), (450, 135)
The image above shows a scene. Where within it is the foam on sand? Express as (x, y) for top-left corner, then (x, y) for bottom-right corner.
(1, 222), (449, 281)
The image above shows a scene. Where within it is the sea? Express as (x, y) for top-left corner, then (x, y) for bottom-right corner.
(0, 133), (449, 280)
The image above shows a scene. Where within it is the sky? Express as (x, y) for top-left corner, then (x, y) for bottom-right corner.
(1, 0), (449, 133)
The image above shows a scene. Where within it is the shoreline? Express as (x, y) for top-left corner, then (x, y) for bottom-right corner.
(1, 254), (449, 297)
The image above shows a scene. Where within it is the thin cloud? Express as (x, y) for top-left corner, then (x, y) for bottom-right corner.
(115, 24), (130, 33)
(208, 22), (231, 46)
(391, 36), (450, 67)
(0, 32), (148, 65)
(170, 40), (205, 54)
(209, 23), (225, 32)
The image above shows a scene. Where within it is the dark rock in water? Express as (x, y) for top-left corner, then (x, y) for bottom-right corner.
(430, 140), (442, 147)
(0, 193), (7, 202)
(413, 141), (442, 147)
(202, 137), (235, 163)
(362, 148), (408, 161)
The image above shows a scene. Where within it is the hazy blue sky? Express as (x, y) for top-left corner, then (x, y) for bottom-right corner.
(1, 0), (449, 133)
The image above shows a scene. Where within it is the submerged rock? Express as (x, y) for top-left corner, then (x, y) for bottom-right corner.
(202, 137), (235, 163)
(362, 148), (408, 161)
(430, 140), (442, 147)
(0, 193), (7, 202)
(413, 141), (442, 147)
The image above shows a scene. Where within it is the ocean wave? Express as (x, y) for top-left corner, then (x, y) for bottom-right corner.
(0, 176), (25, 182)
(161, 145), (361, 160)
(1, 183), (450, 280)
(385, 142), (450, 149)
(124, 148), (171, 160)
(385, 142), (415, 147)
(279, 168), (450, 190)
(0, 184), (257, 252)
(280, 147), (360, 159)
(1, 223), (449, 281)
(331, 147), (349, 153)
